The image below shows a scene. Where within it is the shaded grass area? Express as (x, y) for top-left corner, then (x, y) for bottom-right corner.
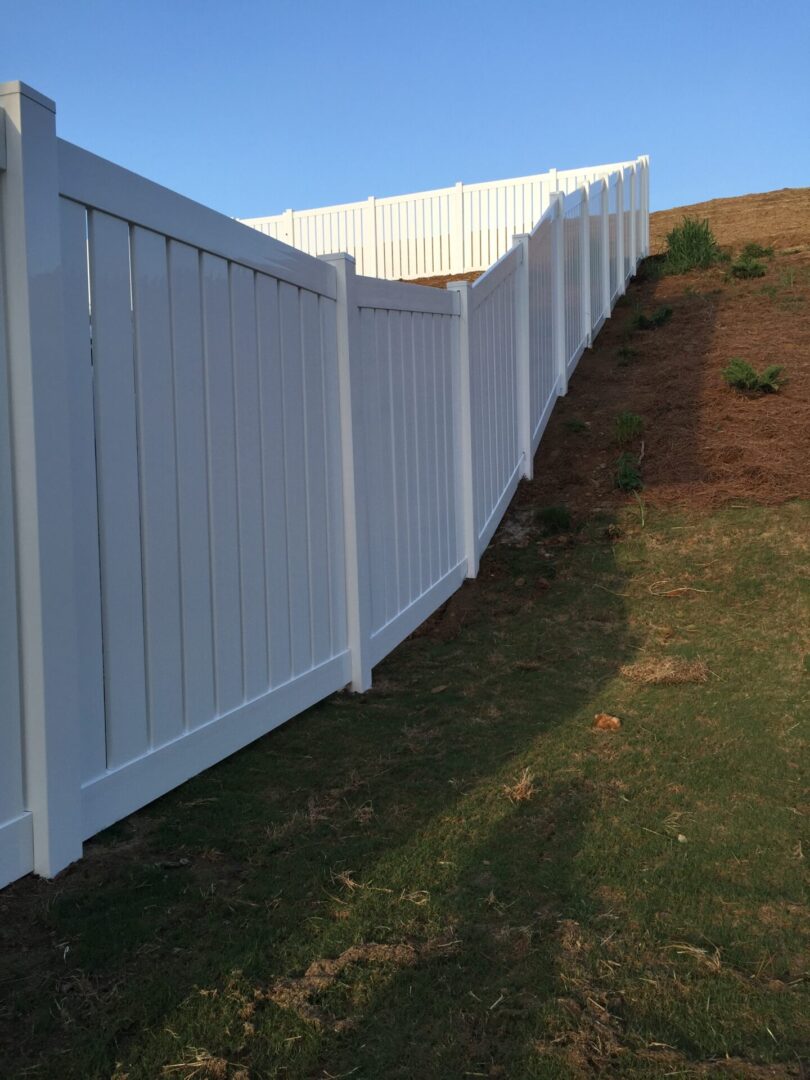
(1, 501), (808, 1078)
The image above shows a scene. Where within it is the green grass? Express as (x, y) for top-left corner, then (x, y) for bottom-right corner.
(2, 502), (808, 1079)
(615, 451), (643, 491)
(615, 410), (644, 445)
(629, 305), (673, 332)
(563, 418), (588, 434)
(722, 357), (785, 393)
(535, 504), (574, 534)
(740, 241), (774, 260)
(730, 258), (767, 280)
(661, 217), (723, 274)
(616, 344), (640, 367)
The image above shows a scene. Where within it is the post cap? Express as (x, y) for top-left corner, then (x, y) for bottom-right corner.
(0, 81), (55, 112)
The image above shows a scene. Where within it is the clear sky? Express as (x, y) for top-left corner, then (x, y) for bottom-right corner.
(3, 0), (808, 218)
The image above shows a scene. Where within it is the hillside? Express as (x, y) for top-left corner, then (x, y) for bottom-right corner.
(518, 187), (810, 512)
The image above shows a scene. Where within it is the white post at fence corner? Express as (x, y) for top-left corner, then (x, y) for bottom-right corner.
(0, 81), (84, 876)
(451, 181), (465, 273)
(318, 253), (372, 692)
(600, 178), (611, 318)
(282, 208), (294, 246)
(579, 186), (592, 346)
(364, 196), (378, 277)
(629, 166), (638, 272)
(512, 234), (533, 480)
(616, 171), (626, 295)
(551, 192), (568, 396)
(446, 280), (478, 578)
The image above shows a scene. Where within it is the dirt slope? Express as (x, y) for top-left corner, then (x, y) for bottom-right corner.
(418, 187), (810, 512)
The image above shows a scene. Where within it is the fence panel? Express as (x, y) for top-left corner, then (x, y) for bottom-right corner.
(351, 276), (465, 663)
(588, 181), (607, 332)
(623, 166), (634, 282)
(563, 190), (587, 377)
(608, 174), (620, 302)
(527, 208), (557, 451)
(55, 142), (351, 840)
(240, 160), (644, 282)
(469, 246), (523, 551)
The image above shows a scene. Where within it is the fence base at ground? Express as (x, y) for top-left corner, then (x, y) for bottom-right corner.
(0, 79), (648, 889)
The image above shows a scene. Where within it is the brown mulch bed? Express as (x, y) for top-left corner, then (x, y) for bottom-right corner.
(412, 187), (810, 512)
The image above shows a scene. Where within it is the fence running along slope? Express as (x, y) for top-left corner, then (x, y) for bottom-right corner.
(0, 80), (649, 888)
(240, 162), (643, 280)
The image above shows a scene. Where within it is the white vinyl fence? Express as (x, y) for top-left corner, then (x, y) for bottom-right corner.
(0, 80), (648, 889)
(240, 161), (646, 280)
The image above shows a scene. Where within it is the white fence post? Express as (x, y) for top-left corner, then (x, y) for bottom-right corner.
(629, 165), (638, 271)
(600, 178), (611, 318)
(616, 171), (626, 294)
(551, 192), (567, 396)
(579, 185), (592, 346)
(0, 81), (84, 876)
(282, 207), (295, 245)
(512, 233), (533, 480)
(451, 180), (465, 273)
(318, 253), (372, 691)
(446, 280), (478, 577)
(364, 196), (378, 277)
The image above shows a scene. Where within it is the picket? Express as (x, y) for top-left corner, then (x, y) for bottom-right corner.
(0, 79), (648, 888)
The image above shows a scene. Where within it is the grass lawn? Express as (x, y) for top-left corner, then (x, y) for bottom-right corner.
(2, 499), (807, 1078)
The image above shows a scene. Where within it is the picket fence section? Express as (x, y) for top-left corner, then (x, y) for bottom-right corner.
(240, 160), (644, 280)
(0, 81), (648, 888)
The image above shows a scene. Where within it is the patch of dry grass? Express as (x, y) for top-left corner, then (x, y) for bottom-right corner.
(502, 767), (535, 803)
(620, 656), (709, 684)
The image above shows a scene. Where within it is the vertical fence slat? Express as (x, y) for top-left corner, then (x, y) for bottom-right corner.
(131, 225), (184, 750)
(201, 252), (243, 713)
(89, 210), (150, 767)
(167, 240), (216, 730)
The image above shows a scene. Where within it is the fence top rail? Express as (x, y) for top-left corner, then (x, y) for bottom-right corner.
(58, 139), (337, 299)
(355, 274), (459, 316)
(237, 159), (644, 234)
(557, 159), (638, 178)
(470, 239), (522, 309)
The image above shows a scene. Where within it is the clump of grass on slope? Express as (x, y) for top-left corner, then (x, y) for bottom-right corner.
(662, 217), (722, 274)
(536, 504), (573, 534)
(629, 306), (672, 332)
(740, 241), (773, 260)
(730, 256), (767, 279)
(616, 452), (643, 491)
(615, 411), (644, 445)
(722, 358), (784, 393)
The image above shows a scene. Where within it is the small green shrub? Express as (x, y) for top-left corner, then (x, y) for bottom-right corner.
(564, 418), (588, 434)
(730, 257), (766, 279)
(536, 505), (573, 534)
(740, 242), (773, 260)
(615, 453), (643, 492)
(663, 217), (721, 274)
(616, 345), (639, 367)
(721, 358), (784, 393)
(629, 306), (673, 332)
(615, 411), (644, 444)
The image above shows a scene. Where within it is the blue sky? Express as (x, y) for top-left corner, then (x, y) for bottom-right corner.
(4, 0), (808, 218)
